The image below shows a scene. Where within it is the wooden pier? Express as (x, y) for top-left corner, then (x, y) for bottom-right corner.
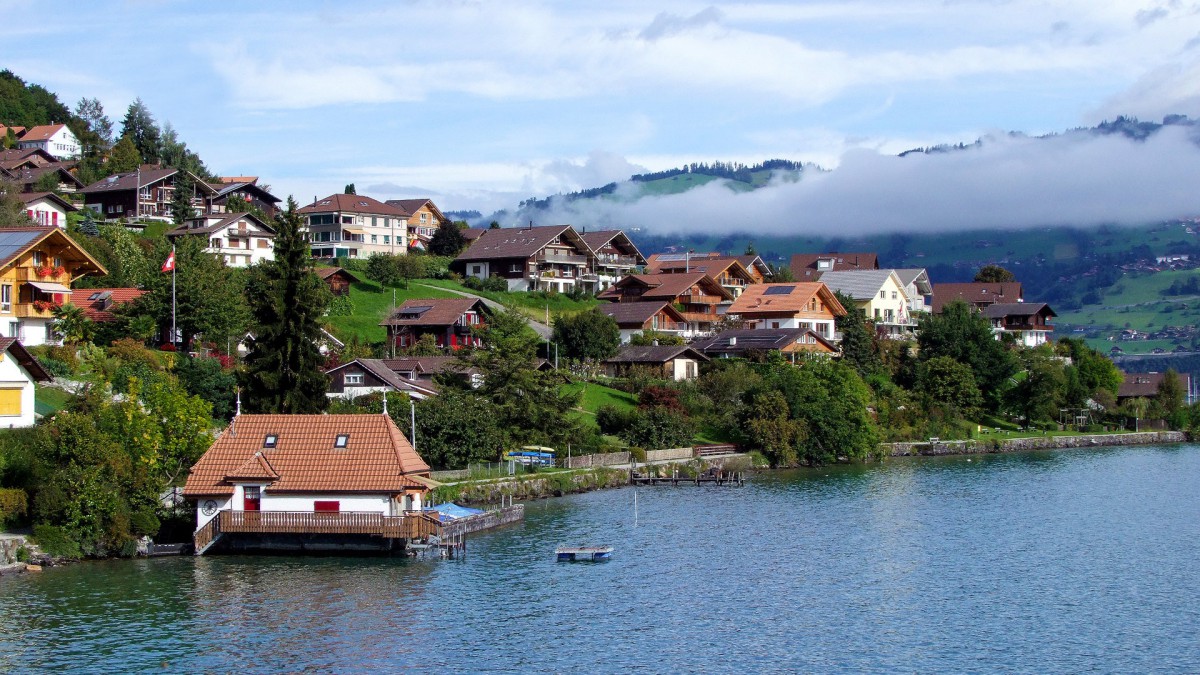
(629, 471), (745, 487)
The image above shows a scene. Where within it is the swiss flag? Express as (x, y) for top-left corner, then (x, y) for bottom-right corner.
(161, 249), (176, 273)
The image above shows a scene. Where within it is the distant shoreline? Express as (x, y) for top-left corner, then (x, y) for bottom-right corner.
(883, 430), (1188, 457)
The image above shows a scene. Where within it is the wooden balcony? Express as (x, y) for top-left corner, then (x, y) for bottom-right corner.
(679, 294), (722, 305)
(14, 303), (55, 318)
(217, 510), (442, 540)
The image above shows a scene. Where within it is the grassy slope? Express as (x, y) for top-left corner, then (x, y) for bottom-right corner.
(323, 280), (463, 343)
(1054, 269), (1200, 353)
(35, 385), (74, 416)
(416, 279), (600, 323)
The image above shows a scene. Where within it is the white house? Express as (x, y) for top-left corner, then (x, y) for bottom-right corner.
(0, 338), (52, 428)
(817, 269), (916, 339)
(182, 413), (435, 554)
(167, 212), (276, 267)
(325, 358), (439, 401)
(17, 124), (79, 160)
(20, 191), (76, 229)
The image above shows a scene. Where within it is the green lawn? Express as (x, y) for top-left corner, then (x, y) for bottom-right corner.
(323, 279), (463, 343)
(35, 385), (74, 417)
(564, 381), (637, 414)
(416, 279), (600, 323)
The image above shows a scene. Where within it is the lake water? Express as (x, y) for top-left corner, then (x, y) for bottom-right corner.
(3, 445), (1199, 673)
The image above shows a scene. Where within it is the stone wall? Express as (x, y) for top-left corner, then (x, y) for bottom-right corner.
(441, 505), (525, 538)
(886, 431), (1187, 457)
(0, 535), (27, 566)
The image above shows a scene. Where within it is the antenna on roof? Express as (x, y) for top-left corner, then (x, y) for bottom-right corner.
(382, 391), (388, 416)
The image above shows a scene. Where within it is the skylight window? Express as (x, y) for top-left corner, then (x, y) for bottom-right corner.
(88, 292), (101, 300)
(264, 434), (278, 449)
(764, 286), (795, 295)
(334, 434), (350, 449)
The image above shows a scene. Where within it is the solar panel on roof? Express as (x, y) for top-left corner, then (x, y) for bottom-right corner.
(764, 286), (795, 295)
(656, 253), (691, 262)
(0, 230), (42, 263)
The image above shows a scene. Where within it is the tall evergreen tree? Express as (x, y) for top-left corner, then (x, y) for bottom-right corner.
(120, 98), (161, 164)
(107, 135), (141, 174)
(170, 171), (195, 225)
(241, 198), (332, 413)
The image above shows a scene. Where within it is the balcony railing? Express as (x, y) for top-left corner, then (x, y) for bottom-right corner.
(679, 294), (722, 305)
(536, 252), (588, 265)
(596, 254), (639, 266)
(218, 510), (441, 540)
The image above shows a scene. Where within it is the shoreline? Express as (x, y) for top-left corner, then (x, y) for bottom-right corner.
(883, 430), (1188, 457)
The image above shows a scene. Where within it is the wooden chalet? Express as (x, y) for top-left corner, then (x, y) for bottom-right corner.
(981, 302), (1056, 347)
(380, 297), (491, 350)
(597, 301), (687, 343)
(1117, 372), (1191, 406)
(0, 226), (107, 346)
(80, 165), (216, 224)
(598, 273), (734, 337)
(315, 267), (360, 296)
(645, 253), (758, 297)
(452, 224), (593, 293)
(183, 413), (440, 555)
(931, 282), (1023, 313)
(578, 230), (646, 291)
(726, 282), (845, 340)
(326, 358), (439, 401)
(603, 344), (708, 381)
(209, 178), (282, 218)
(691, 328), (840, 360)
(384, 198), (449, 250)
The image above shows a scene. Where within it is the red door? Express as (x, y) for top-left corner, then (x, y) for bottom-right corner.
(244, 486), (261, 511)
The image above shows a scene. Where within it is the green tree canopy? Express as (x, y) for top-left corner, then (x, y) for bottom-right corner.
(107, 135), (141, 174)
(916, 355), (982, 418)
(552, 309), (620, 362)
(917, 300), (1016, 412)
(974, 264), (1016, 283)
(429, 220), (467, 256)
(120, 98), (161, 164)
(241, 198), (332, 413)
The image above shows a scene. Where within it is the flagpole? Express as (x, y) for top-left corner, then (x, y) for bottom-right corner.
(171, 245), (176, 349)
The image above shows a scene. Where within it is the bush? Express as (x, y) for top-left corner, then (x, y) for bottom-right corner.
(327, 294), (354, 316)
(462, 275), (508, 293)
(628, 447), (646, 463)
(36, 356), (73, 378)
(0, 488), (28, 526)
(32, 524), (82, 559)
(129, 508), (161, 537)
(596, 405), (634, 435)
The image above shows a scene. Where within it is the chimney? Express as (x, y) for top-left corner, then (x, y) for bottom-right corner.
(728, 336), (737, 346)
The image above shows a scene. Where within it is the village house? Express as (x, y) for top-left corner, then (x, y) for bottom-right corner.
(1, 147), (83, 194)
(325, 358), (439, 401)
(0, 337), (52, 428)
(817, 270), (915, 339)
(380, 297), (491, 351)
(931, 282), (1023, 313)
(645, 253), (759, 297)
(598, 272), (734, 337)
(384, 198), (449, 251)
(182, 413), (438, 555)
(300, 193), (409, 258)
(725, 282), (845, 340)
(691, 327), (840, 360)
(381, 355), (480, 386)
(208, 177), (282, 218)
(597, 301), (687, 343)
(578, 229), (646, 291)
(452, 224), (594, 293)
(790, 252), (879, 280)
(16, 124), (79, 160)
(68, 288), (147, 323)
(19, 192), (76, 229)
(981, 302), (1057, 347)
(894, 268), (934, 315)
(0, 226), (107, 346)
(1116, 371), (1192, 407)
(80, 166), (216, 224)
(315, 267), (360, 296)
(167, 212), (276, 267)
(603, 344), (709, 381)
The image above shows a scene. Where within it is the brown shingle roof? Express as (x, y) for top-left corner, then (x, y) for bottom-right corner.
(598, 273), (733, 302)
(597, 301), (685, 327)
(644, 254), (753, 280)
(578, 230), (646, 262)
(298, 193), (407, 216)
(182, 414), (430, 498)
(315, 267), (361, 283)
(1116, 372), (1191, 399)
(454, 224), (589, 262)
(166, 212), (275, 237)
(18, 124), (67, 142)
(605, 344), (709, 364)
(790, 252), (879, 280)
(932, 283), (1023, 313)
(980, 302), (1055, 319)
(380, 297), (489, 328)
(0, 338), (51, 381)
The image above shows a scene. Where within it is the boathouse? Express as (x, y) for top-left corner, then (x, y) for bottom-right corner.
(182, 413), (440, 555)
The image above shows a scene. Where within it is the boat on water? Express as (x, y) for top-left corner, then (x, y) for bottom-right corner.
(555, 545), (613, 562)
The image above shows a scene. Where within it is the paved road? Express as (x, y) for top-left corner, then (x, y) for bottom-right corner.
(412, 283), (553, 339)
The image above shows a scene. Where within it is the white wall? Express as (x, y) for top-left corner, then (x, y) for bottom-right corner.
(262, 493), (391, 514)
(24, 197), (68, 229)
(194, 496), (232, 529)
(753, 316), (836, 336)
(0, 349), (38, 428)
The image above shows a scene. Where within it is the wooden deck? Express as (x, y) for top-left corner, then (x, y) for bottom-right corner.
(195, 510), (443, 555)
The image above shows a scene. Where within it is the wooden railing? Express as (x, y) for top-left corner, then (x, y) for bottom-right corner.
(194, 517), (220, 554)
(218, 510), (441, 538)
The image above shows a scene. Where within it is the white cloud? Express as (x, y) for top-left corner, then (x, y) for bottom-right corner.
(514, 126), (1200, 236)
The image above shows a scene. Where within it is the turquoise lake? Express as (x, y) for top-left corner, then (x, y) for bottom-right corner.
(2, 444), (1199, 673)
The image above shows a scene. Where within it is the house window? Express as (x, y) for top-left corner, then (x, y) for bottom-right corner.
(32, 251), (44, 266)
(258, 239), (269, 248)
(314, 500), (340, 513)
(371, 217), (377, 227)
(345, 373), (364, 385)
(341, 215), (353, 224)
(891, 291), (897, 300)
(510, 264), (520, 273)
(880, 291), (886, 299)
(1, 284), (10, 313)
(771, 321), (780, 329)
(334, 434), (350, 448)
(263, 434), (278, 449)
(211, 238), (222, 248)
(383, 236), (390, 244)
(472, 265), (483, 275)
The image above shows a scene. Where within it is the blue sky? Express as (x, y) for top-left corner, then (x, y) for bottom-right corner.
(7, 1), (1200, 233)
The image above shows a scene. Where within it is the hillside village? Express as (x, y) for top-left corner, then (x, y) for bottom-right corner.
(1, 76), (1196, 559)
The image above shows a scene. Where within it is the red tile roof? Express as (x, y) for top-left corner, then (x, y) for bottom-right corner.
(598, 273), (732, 303)
(790, 252), (879, 280)
(68, 288), (147, 322)
(183, 414), (431, 498)
(18, 124), (67, 142)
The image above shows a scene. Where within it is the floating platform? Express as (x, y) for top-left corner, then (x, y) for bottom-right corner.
(556, 545), (613, 562)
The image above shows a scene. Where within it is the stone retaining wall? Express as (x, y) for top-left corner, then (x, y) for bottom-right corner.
(441, 505), (525, 538)
(886, 431), (1187, 457)
(0, 535), (27, 567)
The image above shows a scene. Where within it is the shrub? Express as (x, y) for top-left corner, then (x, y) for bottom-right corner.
(129, 508), (161, 537)
(32, 524), (82, 559)
(0, 488), (28, 526)
(628, 447), (646, 463)
(37, 356), (73, 378)
(327, 294), (354, 316)
(595, 405), (633, 435)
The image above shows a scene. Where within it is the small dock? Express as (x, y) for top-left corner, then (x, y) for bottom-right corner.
(630, 471), (745, 487)
(556, 545), (612, 561)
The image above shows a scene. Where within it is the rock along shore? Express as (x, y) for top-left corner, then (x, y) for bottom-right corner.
(884, 431), (1187, 457)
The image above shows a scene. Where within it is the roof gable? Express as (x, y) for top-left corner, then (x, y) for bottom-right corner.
(380, 297), (490, 327)
(728, 282), (846, 316)
(0, 226), (107, 276)
(298, 193), (407, 217)
(454, 225), (590, 262)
